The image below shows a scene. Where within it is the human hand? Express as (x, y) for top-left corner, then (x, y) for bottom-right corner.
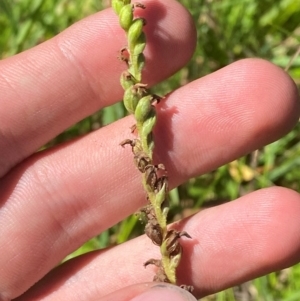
(1, 0), (300, 300)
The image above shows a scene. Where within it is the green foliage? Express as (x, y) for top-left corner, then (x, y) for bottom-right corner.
(1, 0), (300, 299)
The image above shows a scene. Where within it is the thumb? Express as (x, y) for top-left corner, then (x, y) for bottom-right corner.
(100, 283), (197, 301)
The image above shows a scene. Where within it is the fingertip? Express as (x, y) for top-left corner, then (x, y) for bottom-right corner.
(230, 58), (300, 134)
(154, 58), (299, 183)
(141, 0), (197, 84)
(100, 283), (197, 301)
(176, 186), (300, 297)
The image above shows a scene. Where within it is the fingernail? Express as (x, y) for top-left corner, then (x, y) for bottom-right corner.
(130, 284), (197, 301)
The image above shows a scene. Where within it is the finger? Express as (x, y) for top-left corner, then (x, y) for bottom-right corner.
(0, 0), (196, 177)
(18, 282), (197, 301)
(15, 187), (300, 301)
(1, 59), (299, 299)
(154, 58), (300, 184)
(98, 283), (197, 301)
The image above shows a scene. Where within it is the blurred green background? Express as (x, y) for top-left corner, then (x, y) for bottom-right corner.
(1, 0), (300, 300)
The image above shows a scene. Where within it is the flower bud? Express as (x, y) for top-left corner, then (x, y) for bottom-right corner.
(133, 33), (146, 55)
(162, 207), (169, 219)
(129, 53), (145, 82)
(120, 71), (135, 90)
(155, 181), (167, 207)
(119, 4), (133, 31)
(134, 95), (153, 123)
(141, 111), (156, 138)
(169, 253), (181, 270)
(123, 87), (140, 114)
(128, 18), (144, 47)
(111, 0), (124, 14)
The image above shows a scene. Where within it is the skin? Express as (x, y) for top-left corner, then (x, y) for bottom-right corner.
(0, 0), (299, 300)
